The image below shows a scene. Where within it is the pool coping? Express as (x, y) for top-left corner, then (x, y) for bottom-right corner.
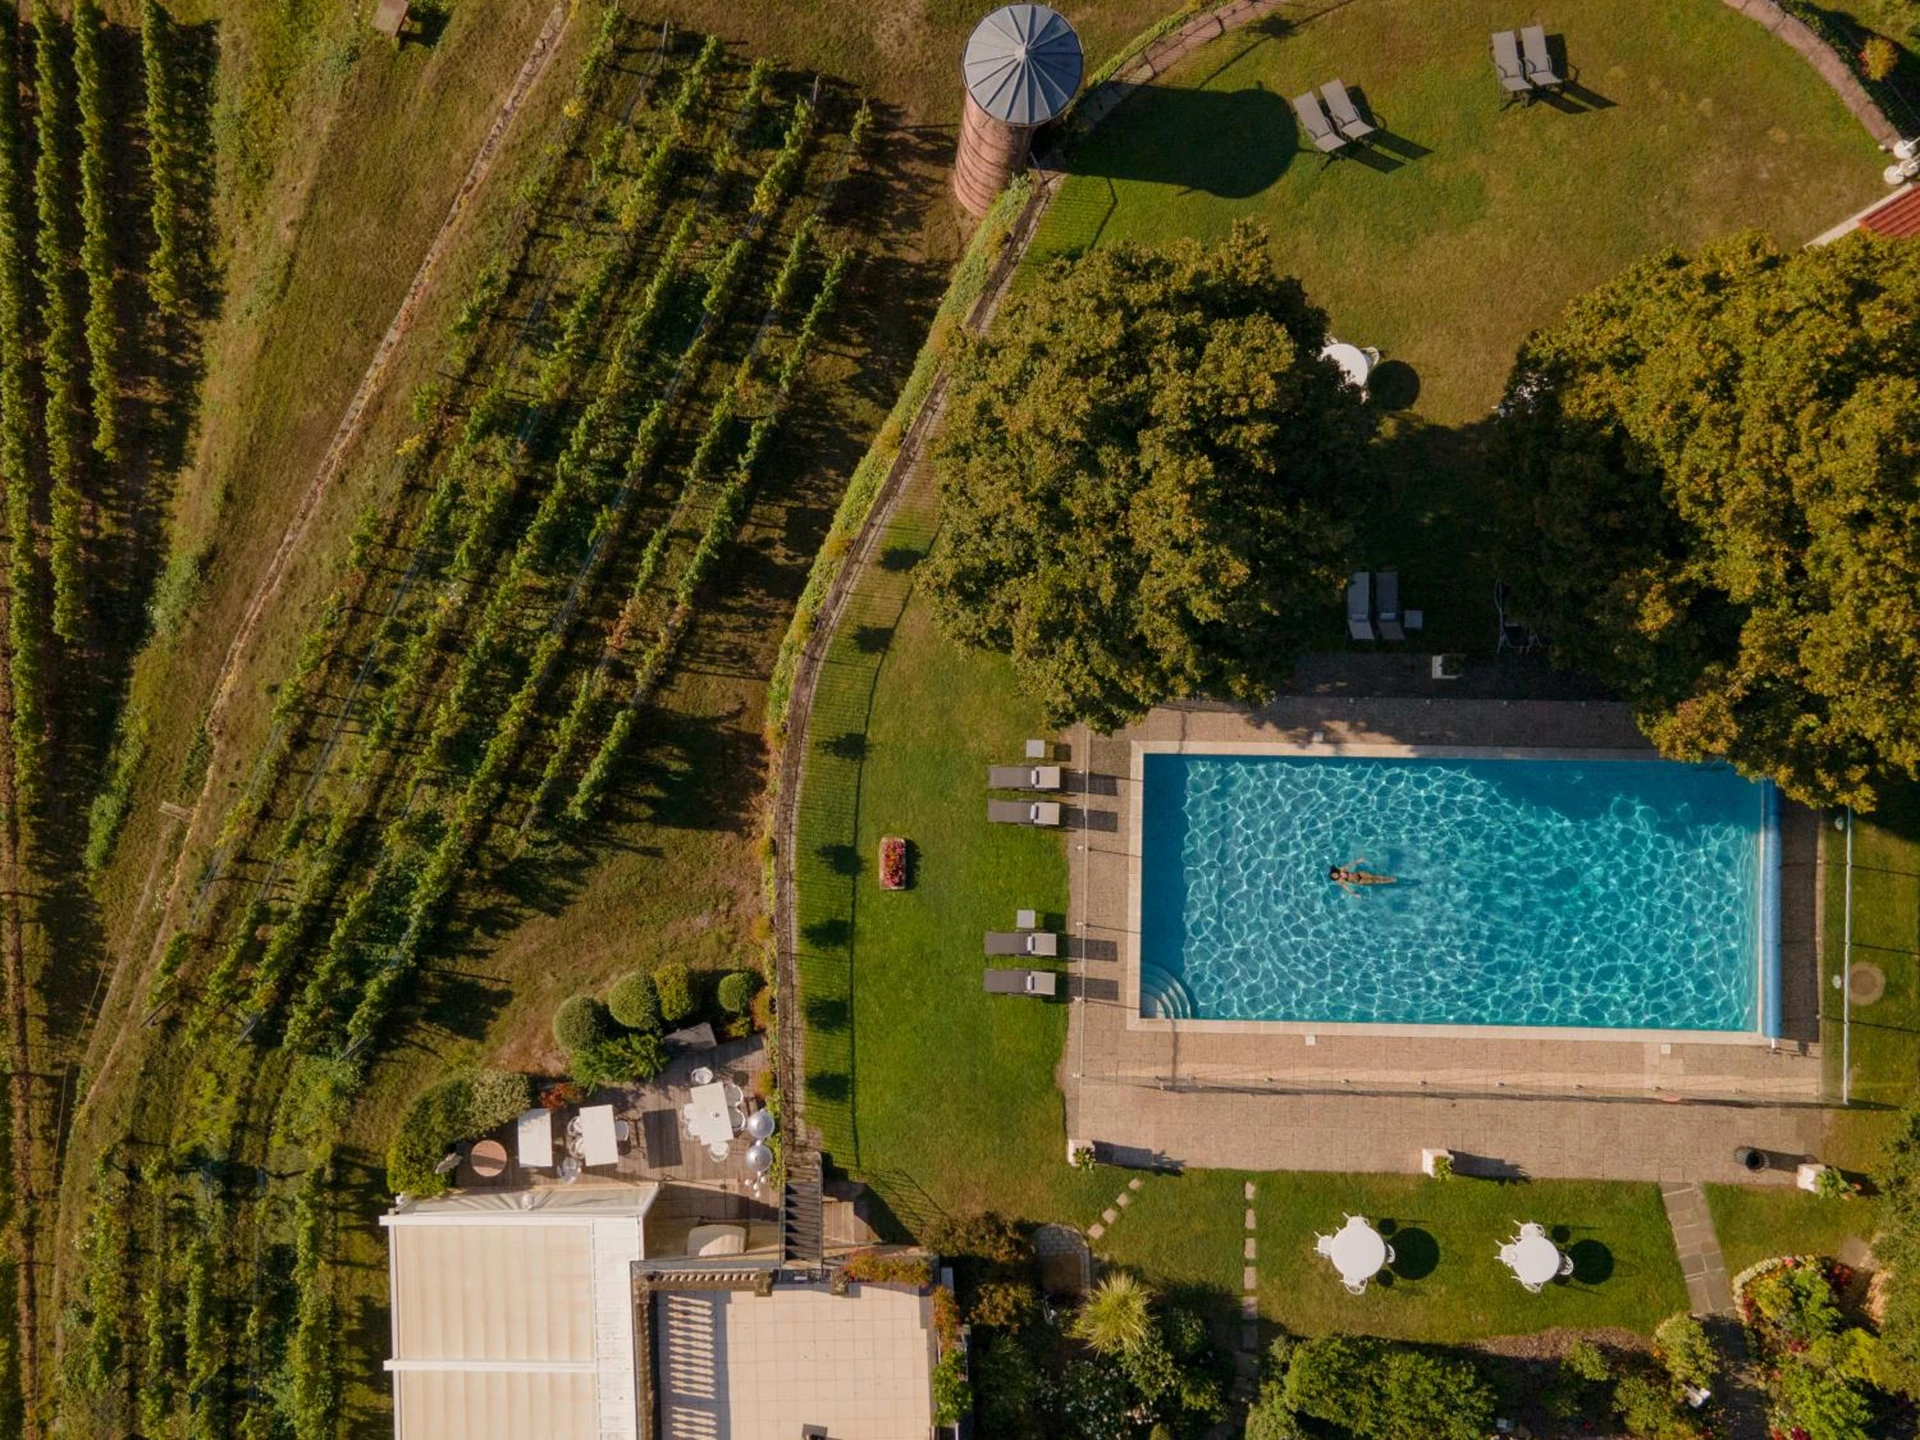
(1122, 738), (1779, 1047)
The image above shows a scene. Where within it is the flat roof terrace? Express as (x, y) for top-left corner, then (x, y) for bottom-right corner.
(1064, 698), (1830, 1184)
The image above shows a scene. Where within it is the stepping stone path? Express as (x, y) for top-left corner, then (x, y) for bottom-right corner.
(1084, 1176), (1264, 1427)
(1235, 1181), (1261, 1402)
(1662, 1180), (1770, 1440)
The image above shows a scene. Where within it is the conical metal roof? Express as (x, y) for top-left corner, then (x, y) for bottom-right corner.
(963, 4), (1083, 127)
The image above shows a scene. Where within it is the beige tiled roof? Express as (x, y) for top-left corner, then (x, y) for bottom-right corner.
(657, 1284), (934, 1440)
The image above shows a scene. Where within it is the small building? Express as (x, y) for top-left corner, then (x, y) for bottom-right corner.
(952, 3), (1083, 217)
(371, 0), (411, 41)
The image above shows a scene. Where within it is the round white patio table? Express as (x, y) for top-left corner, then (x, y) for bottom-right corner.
(1327, 1216), (1388, 1288)
(1508, 1230), (1563, 1289)
(1321, 340), (1373, 391)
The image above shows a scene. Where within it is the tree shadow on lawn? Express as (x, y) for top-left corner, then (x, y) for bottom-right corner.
(1067, 83), (1297, 198)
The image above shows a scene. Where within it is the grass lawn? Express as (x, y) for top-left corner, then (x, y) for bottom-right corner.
(1025, 0), (1884, 653)
(1823, 784), (1920, 1170)
(1703, 1184), (1876, 1276)
(1085, 1169), (1688, 1342)
(794, 470), (1114, 1228)
(1253, 1174), (1686, 1341)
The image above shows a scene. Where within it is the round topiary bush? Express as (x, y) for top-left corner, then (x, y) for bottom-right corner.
(553, 995), (609, 1053)
(717, 970), (759, 1016)
(608, 970), (661, 1032)
(654, 962), (695, 1025)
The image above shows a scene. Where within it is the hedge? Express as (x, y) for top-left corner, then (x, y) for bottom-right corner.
(385, 1068), (533, 1195)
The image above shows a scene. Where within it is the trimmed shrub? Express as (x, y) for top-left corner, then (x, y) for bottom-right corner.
(608, 970), (661, 1032)
(1862, 35), (1899, 81)
(654, 961), (695, 1024)
(554, 995), (609, 1052)
(571, 1031), (668, 1090)
(468, 1069), (534, 1131)
(717, 969), (758, 1015)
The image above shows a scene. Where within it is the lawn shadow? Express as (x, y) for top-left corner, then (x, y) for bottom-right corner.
(824, 730), (868, 762)
(1386, 1225), (1439, 1280)
(805, 995), (849, 1031)
(1565, 1238), (1613, 1286)
(878, 544), (924, 573)
(1367, 359), (1419, 411)
(1067, 83), (1296, 197)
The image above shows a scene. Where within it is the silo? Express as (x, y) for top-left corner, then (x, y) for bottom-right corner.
(953, 4), (1083, 217)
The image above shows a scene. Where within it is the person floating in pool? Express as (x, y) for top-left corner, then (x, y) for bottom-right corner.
(1329, 859), (1397, 893)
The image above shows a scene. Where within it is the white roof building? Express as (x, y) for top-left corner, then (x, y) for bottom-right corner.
(382, 1186), (659, 1440)
(382, 1185), (937, 1440)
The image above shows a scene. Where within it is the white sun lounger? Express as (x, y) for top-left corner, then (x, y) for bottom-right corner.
(985, 931), (1059, 957)
(1492, 30), (1531, 99)
(1321, 80), (1375, 142)
(983, 968), (1057, 997)
(1520, 25), (1563, 88)
(988, 800), (1062, 826)
(1292, 90), (1346, 155)
(988, 764), (1063, 791)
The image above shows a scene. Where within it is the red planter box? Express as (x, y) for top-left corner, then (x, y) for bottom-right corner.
(879, 836), (908, 891)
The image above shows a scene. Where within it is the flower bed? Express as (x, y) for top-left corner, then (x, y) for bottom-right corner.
(879, 835), (908, 890)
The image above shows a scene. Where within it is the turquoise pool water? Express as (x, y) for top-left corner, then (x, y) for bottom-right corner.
(1139, 754), (1777, 1031)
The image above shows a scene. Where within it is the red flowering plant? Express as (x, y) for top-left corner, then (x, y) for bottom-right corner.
(879, 835), (908, 890)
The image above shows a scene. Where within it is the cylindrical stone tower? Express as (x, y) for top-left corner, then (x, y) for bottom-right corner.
(953, 4), (1083, 218)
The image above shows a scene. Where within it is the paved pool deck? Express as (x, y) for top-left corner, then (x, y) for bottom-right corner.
(1061, 697), (1831, 1185)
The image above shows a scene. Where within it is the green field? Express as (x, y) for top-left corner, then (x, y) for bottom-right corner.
(1823, 787), (1920, 1169)
(795, 466), (1115, 1228)
(1024, 0), (1883, 653)
(1703, 1183), (1875, 1277)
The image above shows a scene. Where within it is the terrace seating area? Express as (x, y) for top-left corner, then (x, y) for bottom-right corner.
(452, 1036), (776, 1195)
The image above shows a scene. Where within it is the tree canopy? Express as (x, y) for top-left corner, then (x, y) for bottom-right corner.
(928, 221), (1363, 731)
(1494, 231), (1920, 808)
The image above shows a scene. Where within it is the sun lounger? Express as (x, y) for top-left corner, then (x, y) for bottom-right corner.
(1320, 80), (1375, 142)
(983, 968), (1058, 997)
(1520, 25), (1563, 87)
(1375, 570), (1405, 642)
(1347, 571), (1375, 641)
(1292, 90), (1346, 155)
(988, 800), (1062, 826)
(988, 765), (1063, 791)
(985, 931), (1059, 957)
(1491, 30), (1531, 99)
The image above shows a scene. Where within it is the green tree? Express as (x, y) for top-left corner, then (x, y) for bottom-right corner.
(1069, 1271), (1153, 1356)
(1286, 1334), (1494, 1440)
(1493, 232), (1920, 809)
(1873, 1108), (1920, 1392)
(928, 221), (1362, 730)
(1777, 1360), (1874, 1440)
(1653, 1313), (1718, 1391)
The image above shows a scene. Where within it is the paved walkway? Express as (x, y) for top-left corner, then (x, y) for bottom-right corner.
(1662, 1183), (1774, 1440)
(1662, 1181), (1734, 1314)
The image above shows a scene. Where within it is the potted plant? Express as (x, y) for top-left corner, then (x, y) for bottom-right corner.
(1421, 1148), (1455, 1179)
(1068, 1140), (1097, 1169)
(878, 835), (908, 890)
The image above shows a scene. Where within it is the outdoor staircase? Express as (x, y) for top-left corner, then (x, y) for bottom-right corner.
(780, 1147), (825, 1272)
(1139, 963), (1194, 1021)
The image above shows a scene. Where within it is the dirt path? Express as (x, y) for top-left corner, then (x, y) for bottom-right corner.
(71, 0), (574, 1143)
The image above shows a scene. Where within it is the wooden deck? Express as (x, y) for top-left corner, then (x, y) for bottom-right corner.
(453, 1034), (774, 1204)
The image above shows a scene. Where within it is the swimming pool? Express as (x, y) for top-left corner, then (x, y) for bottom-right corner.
(1137, 752), (1779, 1034)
